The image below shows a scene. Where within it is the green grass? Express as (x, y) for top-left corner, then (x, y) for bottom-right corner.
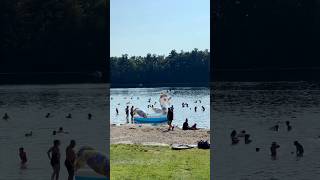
(110, 144), (210, 180)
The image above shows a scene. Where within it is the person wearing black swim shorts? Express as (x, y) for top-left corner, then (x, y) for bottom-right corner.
(65, 140), (76, 180)
(47, 140), (61, 180)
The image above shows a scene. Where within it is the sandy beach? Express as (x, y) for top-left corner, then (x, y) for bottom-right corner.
(111, 124), (210, 145)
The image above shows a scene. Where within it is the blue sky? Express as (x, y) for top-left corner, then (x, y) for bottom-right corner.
(110, 0), (210, 57)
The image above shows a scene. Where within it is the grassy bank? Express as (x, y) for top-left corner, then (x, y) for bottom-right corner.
(110, 144), (210, 180)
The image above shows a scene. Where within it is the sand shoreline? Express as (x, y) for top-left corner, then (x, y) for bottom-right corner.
(111, 124), (210, 145)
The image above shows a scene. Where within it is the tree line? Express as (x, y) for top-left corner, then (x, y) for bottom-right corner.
(110, 49), (210, 86)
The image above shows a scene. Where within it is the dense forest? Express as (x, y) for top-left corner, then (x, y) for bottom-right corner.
(213, 0), (320, 81)
(0, 0), (107, 84)
(110, 49), (210, 87)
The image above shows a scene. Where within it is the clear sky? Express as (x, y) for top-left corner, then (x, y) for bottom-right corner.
(110, 0), (210, 57)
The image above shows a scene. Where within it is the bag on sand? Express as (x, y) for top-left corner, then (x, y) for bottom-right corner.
(198, 140), (210, 149)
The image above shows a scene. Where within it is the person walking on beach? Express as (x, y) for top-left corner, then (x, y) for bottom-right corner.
(294, 141), (304, 157)
(19, 147), (27, 169)
(270, 142), (280, 160)
(167, 108), (174, 131)
(47, 140), (61, 180)
(65, 140), (76, 180)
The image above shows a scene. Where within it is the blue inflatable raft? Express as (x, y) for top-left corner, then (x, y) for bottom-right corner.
(134, 115), (167, 123)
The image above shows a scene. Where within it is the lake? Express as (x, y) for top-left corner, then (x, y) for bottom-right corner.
(0, 84), (108, 180)
(213, 82), (320, 180)
(110, 87), (210, 129)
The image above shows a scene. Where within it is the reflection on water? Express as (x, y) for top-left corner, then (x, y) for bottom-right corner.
(0, 84), (107, 180)
(110, 87), (210, 128)
(213, 82), (320, 180)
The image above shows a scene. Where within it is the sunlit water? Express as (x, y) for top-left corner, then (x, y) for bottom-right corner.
(213, 82), (320, 180)
(110, 87), (210, 129)
(0, 84), (108, 180)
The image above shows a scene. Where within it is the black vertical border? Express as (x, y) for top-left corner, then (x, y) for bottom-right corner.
(105, 0), (111, 177)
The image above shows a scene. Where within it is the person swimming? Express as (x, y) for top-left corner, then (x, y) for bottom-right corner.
(230, 130), (239, 144)
(66, 114), (72, 119)
(48, 140), (61, 180)
(270, 124), (279, 131)
(244, 134), (252, 144)
(19, 147), (27, 169)
(286, 121), (292, 131)
(25, 131), (32, 137)
(237, 130), (246, 137)
(294, 141), (304, 157)
(57, 127), (69, 134)
(3, 113), (9, 120)
(270, 142), (280, 160)
(46, 113), (51, 118)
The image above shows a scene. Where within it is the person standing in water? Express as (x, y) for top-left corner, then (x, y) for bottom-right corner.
(116, 108), (119, 115)
(167, 108), (174, 131)
(47, 140), (61, 180)
(286, 121), (292, 131)
(88, 113), (92, 120)
(65, 140), (76, 180)
(294, 141), (304, 157)
(130, 106), (134, 122)
(270, 142), (280, 160)
(19, 147), (27, 169)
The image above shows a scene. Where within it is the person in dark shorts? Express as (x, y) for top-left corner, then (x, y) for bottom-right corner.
(65, 140), (76, 180)
(167, 108), (174, 131)
(19, 147), (27, 168)
(47, 140), (61, 180)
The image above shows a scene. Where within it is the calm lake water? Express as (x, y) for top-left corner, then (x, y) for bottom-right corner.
(0, 84), (108, 180)
(110, 87), (210, 129)
(213, 82), (320, 180)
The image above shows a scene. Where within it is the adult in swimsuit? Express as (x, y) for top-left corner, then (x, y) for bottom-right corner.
(65, 140), (76, 180)
(47, 140), (61, 180)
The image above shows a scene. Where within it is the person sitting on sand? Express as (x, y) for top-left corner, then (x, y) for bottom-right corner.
(66, 114), (72, 119)
(19, 147), (27, 168)
(270, 142), (280, 160)
(3, 113), (9, 120)
(286, 121), (292, 131)
(294, 141), (304, 157)
(183, 119), (190, 130)
(190, 123), (198, 130)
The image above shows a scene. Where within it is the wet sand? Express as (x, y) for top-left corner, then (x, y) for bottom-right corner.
(111, 124), (210, 145)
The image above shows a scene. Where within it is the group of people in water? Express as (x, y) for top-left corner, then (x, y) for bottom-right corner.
(19, 139), (77, 180)
(4, 111), (96, 180)
(230, 120), (304, 160)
